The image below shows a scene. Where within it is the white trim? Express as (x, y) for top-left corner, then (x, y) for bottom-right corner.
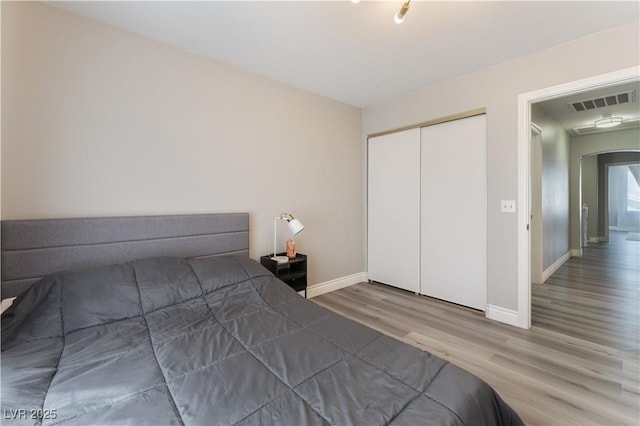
(306, 272), (367, 298)
(485, 304), (519, 327)
(570, 248), (583, 257)
(517, 88), (531, 329)
(517, 66), (640, 330)
(530, 123), (543, 136)
(542, 251), (571, 283)
(588, 237), (600, 243)
(529, 123), (543, 286)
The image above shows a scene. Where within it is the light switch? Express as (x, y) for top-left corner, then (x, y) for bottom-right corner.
(501, 200), (516, 213)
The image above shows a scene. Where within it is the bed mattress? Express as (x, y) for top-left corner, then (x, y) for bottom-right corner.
(1, 255), (522, 425)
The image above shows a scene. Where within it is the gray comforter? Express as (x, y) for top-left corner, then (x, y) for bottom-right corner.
(1, 255), (523, 425)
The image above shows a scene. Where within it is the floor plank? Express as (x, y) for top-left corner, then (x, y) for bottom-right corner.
(313, 231), (640, 425)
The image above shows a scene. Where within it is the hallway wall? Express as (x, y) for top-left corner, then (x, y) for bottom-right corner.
(532, 105), (570, 270)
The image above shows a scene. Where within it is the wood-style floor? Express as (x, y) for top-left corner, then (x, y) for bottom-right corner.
(313, 231), (639, 425)
(533, 231), (639, 353)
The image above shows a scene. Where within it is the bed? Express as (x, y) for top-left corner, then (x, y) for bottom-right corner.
(1, 213), (523, 425)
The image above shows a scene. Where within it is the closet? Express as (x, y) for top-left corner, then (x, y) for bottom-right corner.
(367, 128), (421, 293)
(367, 114), (487, 311)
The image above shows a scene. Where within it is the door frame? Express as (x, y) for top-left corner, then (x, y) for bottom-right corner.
(516, 66), (640, 329)
(529, 123), (543, 285)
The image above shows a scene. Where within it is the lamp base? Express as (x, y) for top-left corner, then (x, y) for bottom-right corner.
(271, 255), (290, 264)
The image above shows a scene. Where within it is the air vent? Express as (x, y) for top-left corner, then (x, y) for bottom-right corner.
(570, 90), (634, 112)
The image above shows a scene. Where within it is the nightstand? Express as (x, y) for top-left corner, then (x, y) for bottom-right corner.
(260, 253), (307, 298)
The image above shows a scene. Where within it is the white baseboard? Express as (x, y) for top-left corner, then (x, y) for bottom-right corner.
(485, 304), (519, 327)
(542, 251), (571, 282)
(306, 272), (367, 298)
(310, 276), (522, 328)
(571, 248), (582, 257)
(588, 237), (600, 243)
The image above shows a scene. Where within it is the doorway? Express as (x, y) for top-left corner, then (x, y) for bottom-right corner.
(608, 161), (640, 235)
(582, 153), (640, 246)
(516, 66), (640, 329)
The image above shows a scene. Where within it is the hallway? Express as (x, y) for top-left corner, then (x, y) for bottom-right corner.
(532, 230), (640, 353)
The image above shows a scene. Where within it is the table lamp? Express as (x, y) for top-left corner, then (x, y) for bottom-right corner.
(272, 212), (304, 263)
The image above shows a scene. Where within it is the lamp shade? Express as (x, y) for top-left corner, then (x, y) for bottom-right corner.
(287, 218), (304, 235)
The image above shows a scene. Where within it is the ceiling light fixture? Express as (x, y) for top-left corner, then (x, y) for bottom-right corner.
(394, 0), (411, 24)
(594, 114), (623, 129)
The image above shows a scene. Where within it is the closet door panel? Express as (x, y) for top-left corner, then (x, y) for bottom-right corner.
(368, 129), (420, 293)
(420, 115), (487, 310)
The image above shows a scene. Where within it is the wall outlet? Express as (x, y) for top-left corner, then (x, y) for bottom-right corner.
(501, 200), (516, 213)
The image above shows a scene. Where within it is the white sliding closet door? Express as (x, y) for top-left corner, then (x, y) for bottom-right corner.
(420, 115), (487, 310)
(368, 129), (420, 293)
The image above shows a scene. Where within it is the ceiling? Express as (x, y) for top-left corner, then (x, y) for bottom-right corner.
(537, 81), (640, 136)
(49, 1), (639, 108)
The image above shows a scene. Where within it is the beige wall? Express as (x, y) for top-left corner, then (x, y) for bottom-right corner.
(364, 21), (639, 311)
(531, 105), (570, 270)
(1, 2), (363, 287)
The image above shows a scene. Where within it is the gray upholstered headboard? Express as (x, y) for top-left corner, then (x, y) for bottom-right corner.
(1, 213), (249, 298)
